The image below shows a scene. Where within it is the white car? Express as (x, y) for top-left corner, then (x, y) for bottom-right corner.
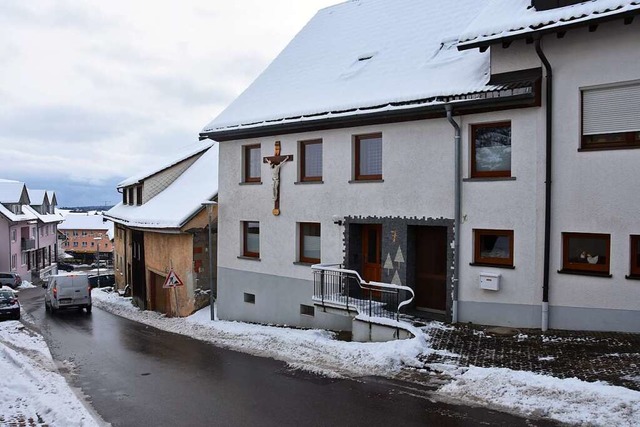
(44, 274), (92, 314)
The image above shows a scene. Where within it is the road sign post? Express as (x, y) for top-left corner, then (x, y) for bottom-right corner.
(163, 267), (184, 317)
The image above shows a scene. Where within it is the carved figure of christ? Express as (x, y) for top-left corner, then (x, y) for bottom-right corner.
(263, 141), (293, 216)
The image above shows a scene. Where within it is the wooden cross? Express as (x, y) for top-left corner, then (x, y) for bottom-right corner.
(263, 141), (293, 216)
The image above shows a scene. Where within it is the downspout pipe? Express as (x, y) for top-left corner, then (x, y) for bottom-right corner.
(445, 104), (461, 324)
(535, 37), (552, 332)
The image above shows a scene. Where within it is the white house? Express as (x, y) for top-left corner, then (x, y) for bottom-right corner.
(200, 0), (640, 334)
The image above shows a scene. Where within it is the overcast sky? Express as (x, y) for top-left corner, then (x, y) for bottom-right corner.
(0, 0), (337, 207)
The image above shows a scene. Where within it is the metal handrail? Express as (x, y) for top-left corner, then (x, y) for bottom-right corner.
(312, 263), (415, 322)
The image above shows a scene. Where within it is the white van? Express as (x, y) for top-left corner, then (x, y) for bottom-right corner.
(44, 274), (92, 314)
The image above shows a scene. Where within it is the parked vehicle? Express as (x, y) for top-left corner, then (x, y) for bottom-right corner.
(44, 274), (92, 314)
(0, 272), (21, 289)
(88, 274), (115, 288)
(90, 261), (108, 269)
(57, 262), (75, 272)
(0, 288), (20, 320)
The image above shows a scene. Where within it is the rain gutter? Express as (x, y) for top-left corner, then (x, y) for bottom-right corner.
(445, 104), (461, 324)
(535, 37), (553, 332)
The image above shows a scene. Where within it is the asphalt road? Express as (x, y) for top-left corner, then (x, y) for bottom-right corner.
(18, 287), (554, 427)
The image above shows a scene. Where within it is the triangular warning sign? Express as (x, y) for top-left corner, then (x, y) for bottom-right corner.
(163, 268), (184, 288)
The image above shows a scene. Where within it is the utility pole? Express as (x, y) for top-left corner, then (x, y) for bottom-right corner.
(201, 201), (217, 320)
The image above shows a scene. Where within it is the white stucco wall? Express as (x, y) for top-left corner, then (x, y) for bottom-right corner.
(489, 20), (640, 330)
(216, 18), (640, 332)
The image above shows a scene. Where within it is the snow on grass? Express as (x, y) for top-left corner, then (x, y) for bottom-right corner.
(91, 289), (429, 378)
(438, 366), (640, 426)
(0, 321), (99, 426)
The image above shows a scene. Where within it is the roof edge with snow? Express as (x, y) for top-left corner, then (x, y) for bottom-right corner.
(200, 82), (540, 141)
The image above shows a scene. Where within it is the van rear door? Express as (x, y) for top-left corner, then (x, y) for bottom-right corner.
(56, 275), (90, 306)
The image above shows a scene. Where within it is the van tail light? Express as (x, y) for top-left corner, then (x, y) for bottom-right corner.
(53, 287), (57, 299)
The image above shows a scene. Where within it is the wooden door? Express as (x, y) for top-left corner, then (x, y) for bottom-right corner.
(362, 224), (382, 283)
(414, 226), (447, 312)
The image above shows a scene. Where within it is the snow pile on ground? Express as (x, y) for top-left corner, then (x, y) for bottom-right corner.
(92, 289), (640, 425)
(92, 289), (428, 378)
(19, 280), (36, 289)
(438, 366), (640, 426)
(0, 321), (99, 426)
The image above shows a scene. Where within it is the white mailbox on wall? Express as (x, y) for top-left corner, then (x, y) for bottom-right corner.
(479, 272), (501, 291)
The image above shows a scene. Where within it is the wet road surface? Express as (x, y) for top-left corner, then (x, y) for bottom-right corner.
(19, 287), (554, 426)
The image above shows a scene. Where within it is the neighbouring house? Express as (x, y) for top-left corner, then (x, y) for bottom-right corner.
(199, 0), (640, 337)
(58, 213), (114, 265)
(0, 179), (63, 283)
(104, 142), (219, 317)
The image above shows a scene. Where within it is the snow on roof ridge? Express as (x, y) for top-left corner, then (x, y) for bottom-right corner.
(117, 140), (215, 188)
(458, 0), (640, 47)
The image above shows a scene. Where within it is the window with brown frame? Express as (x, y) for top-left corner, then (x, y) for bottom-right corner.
(299, 222), (321, 264)
(243, 144), (261, 183)
(471, 122), (512, 178)
(473, 229), (514, 267)
(242, 221), (260, 258)
(582, 83), (640, 150)
(561, 232), (610, 275)
(354, 133), (382, 180)
(630, 235), (640, 278)
(136, 186), (142, 205)
(299, 139), (322, 182)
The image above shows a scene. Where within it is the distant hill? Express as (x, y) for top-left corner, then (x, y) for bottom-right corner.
(60, 206), (114, 213)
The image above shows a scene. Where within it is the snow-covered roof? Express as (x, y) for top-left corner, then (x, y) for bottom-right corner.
(458, 0), (640, 49)
(106, 143), (218, 230)
(202, 0), (493, 134)
(0, 181), (28, 204)
(46, 191), (57, 206)
(117, 141), (214, 188)
(22, 205), (64, 224)
(27, 189), (48, 206)
(0, 203), (36, 223)
(58, 213), (112, 232)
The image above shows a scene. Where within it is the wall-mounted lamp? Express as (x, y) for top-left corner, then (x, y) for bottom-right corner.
(332, 215), (343, 226)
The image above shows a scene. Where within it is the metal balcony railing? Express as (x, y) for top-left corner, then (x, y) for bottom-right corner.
(21, 238), (35, 251)
(312, 263), (415, 322)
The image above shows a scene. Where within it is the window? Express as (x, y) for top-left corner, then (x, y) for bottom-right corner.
(630, 235), (640, 278)
(243, 221), (260, 258)
(299, 223), (321, 264)
(244, 293), (255, 304)
(73, 242), (78, 247)
(21, 253), (26, 265)
(243, 144), (261, 183)
(300, 304), (315, 316)
(136, 186), (143, 205)
(128, 187), (134, 205)
(123, 190), (127, 204)
(72, 231), (78, 236)
(582, 83), (640, 150)
(300, 139), (323, 182)
(82, 242), (87, 247)
(11, 254), (16, 270)
(91, 242), (95, 247)
(471, 122), (512, 178)
(354, 133), (382, 180)
(11, 229), (16, 242)
(473, 229), (514, 267)
(82, 231), (87, 236)
(562, 233), (610, 275)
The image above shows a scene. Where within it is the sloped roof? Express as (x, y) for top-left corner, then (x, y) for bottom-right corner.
(0, 203), (37, 223)
(27, 189), (48, 206)
(106, 143), (219, 230)
(0, 181), (28, 204)
(202, 0), (492, 135)
(46, 191), (57, 206)
(117, 141), (214, 188)
(458, 0), (640, 49)
(22, 205), (64, 224)
(58, 213), (112, 231)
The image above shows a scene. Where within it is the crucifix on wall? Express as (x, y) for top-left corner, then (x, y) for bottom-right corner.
(263, 141), (293, 216)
